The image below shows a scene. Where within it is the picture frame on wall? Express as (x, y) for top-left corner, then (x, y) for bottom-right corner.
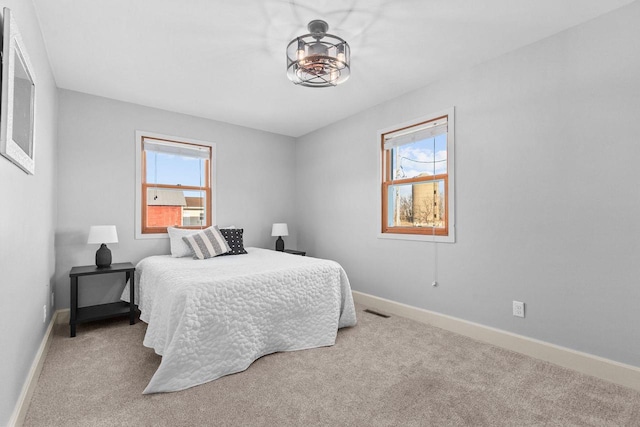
(0, 7), (36, 175)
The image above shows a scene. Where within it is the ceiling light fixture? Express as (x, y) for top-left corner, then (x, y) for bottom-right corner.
(286, 20), (350, 88)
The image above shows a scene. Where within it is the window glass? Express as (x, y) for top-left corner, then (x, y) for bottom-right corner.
(386, 180), (446, 229)
(391, 135), (447, 179)
(146, 152), (206, 186)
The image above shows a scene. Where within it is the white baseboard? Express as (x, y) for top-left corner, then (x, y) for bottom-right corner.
(8, 309), (66, 427)
(56, 308), (70, 325)
(352, 291), (640, 392)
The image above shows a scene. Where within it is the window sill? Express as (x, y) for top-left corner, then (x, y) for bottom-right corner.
(135, 232), (169, 240)
(377, 231), (455, 243)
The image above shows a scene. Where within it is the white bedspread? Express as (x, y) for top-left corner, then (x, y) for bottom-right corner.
(122, 247), (356, 394)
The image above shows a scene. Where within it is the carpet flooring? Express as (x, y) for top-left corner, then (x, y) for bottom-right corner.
(24, 305), (640, 426)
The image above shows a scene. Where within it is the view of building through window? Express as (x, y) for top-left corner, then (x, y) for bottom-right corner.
(145, 188), (206, 228)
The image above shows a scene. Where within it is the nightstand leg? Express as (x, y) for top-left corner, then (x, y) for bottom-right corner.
(70, 276), (78, 337)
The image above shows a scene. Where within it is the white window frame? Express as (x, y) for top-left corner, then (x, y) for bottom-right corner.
(135, 130), (217, 240)
(377, 107), (455, 243)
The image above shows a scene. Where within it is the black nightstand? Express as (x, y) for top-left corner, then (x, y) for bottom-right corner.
(69, 262), (136, 337)
(284, 249), (306, 256)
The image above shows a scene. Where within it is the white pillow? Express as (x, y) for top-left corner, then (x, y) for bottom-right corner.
(167, 227), (199, 257)
(168, 226), (236, 257)
(181, 226), (231, 260)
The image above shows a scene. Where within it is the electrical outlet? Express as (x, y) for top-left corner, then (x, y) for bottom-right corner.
(43, 305), (47, 323)
(513, 301), (525, 318)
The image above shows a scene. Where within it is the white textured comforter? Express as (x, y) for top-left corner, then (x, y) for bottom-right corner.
(122, 247), (357, 394)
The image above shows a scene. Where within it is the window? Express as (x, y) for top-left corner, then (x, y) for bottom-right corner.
(135, 132), (215, 238)
(379, 108), (455, 242)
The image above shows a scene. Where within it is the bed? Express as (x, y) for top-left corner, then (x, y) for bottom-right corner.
(122, 247), (357, 394)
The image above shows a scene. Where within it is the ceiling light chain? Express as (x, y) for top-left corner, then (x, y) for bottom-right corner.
(286, 20), (351, 88)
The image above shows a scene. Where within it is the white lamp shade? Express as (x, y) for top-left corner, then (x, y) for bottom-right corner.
(271, 223), (288, 237)
(87, 225), (118, 244)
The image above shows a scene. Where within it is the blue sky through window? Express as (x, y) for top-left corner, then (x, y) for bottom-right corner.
(392, 134), (447, 179)
(146, 152), (206, 187)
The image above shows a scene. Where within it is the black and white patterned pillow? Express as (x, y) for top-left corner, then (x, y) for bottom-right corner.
(182, 226), (230, 259)
(219, 228), (248, 255)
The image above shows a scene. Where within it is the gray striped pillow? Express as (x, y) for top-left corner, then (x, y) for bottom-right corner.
(181, 226), (230, 259)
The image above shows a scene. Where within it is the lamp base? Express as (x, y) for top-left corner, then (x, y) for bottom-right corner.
(96, 244), (112, 268)
(275, 236), (284, 252)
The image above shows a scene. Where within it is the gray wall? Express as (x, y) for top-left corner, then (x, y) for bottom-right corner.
(0, 2), (58, 425)
(295, 2), (640, 367)
(55, 90), (297, 308)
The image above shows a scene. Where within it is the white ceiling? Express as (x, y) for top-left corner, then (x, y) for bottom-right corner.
(32, 0), (634, 137)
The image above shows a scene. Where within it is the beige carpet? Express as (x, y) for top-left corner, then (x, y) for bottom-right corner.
(24, 305), (640, 426)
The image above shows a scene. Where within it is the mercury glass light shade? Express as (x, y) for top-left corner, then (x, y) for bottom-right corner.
(286, 20), (350, 88)
(88, 225), (118, 268)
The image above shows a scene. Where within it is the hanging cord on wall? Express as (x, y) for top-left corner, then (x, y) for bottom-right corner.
(199, 157), (203, 229)
(390, 144), (399, 228)
(432, 136), (438, 288)
(153, 152), (158, 200)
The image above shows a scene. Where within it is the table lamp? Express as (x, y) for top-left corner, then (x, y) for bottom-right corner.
(271, 223), (288, 251)
(87, 225), (118, 268)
